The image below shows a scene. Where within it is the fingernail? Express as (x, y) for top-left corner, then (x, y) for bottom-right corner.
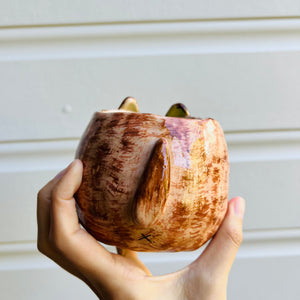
(54, 160), (75, 180)
(54, 168), (67, 180)
(234, 197), (245, 218)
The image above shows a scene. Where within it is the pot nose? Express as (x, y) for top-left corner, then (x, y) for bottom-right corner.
(131, 137), (170, 227)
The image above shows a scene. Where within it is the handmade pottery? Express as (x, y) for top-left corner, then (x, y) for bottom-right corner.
(75, 97), (229, 252)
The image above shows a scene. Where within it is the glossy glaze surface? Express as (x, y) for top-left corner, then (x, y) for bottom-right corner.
(75, 111), (229, 251)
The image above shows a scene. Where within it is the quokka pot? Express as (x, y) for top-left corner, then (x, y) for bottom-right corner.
(75, 97), (229, 252)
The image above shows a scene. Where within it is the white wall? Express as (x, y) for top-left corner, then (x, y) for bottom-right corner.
(1, 1), (300, 299)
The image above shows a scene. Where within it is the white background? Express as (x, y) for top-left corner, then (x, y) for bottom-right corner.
(1, 1), (300, 299)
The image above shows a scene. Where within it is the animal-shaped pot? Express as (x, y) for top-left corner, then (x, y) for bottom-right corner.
(75, 97), (229, 252)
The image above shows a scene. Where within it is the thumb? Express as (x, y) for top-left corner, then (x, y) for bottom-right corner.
(50, 159), (119, 282)
(51, 159), (83, 236)
(196, 197), (245, 278)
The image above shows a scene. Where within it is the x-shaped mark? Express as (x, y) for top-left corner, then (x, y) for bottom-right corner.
(138, 233), (152, 243)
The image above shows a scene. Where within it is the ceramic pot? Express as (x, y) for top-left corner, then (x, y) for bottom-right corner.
(75, 101), (229, 252)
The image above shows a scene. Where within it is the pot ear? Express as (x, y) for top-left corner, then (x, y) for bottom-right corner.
(118, 96), (139, 112)
(132, 138), (170, 227)
(166, 103), (190, 117)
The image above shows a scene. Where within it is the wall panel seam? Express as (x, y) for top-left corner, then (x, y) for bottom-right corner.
(1, 16), (300, 30)
(1, 19), (300, 61)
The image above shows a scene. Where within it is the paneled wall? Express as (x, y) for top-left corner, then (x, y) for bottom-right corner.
(1, 2), (300, 299)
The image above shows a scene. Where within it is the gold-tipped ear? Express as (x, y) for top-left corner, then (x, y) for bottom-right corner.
(118, 97), (139, 112)
(166, 103), (190, 118)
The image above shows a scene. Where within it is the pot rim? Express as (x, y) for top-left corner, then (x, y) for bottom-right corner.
(97, 109), (212, 122)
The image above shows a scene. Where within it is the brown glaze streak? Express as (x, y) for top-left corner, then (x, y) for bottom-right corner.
(75, 111), (229, 252)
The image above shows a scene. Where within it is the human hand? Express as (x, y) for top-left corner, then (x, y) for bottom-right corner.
(37, 159), (245, 300)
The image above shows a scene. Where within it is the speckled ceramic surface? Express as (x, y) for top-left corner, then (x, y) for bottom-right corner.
(74, 98), (229, 252)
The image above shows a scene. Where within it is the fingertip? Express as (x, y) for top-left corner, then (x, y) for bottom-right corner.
(53, 159), (82, 181)
(52, 159), (83, 202)
(60, 159), (83, 179)
(228, 196), (245, 219)
(66, 159), (83, 173)
(53, 168), (68, 181)
(72, 158), (83, 169)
